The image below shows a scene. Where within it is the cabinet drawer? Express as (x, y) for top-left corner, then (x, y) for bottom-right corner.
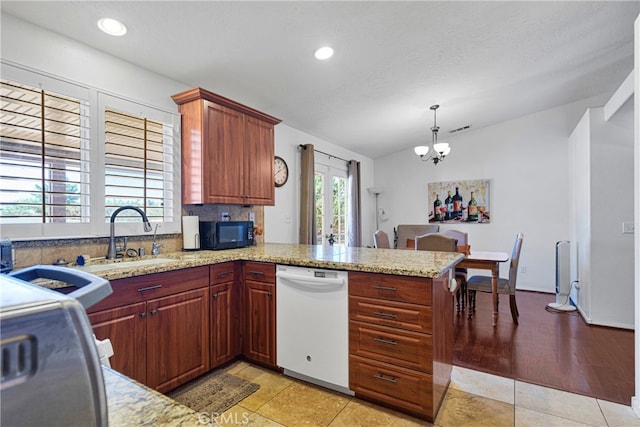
(349, 272), (432, 306)
(244, 261), (275, 283)
(349, 355), (433, 419)
(350, 321), (432, 372)
(210, 262), (236, 284)
(87, 266), (209, 312)
(349, 296), (432, 334)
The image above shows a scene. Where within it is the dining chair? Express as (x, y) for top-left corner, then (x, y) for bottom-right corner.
(467, 233), (524, 324)
(395, 224), (440, 249)
(441, 229), (469, 312)
(373, 230), (391, 249)
(414, 233), (457, 251)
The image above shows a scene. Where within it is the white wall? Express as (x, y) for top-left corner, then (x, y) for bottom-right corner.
(569, 106), (635, 328)
(568, 112), (592, 318)
(375, 97), (609, 293)
(589, 106), (635, 327)
(1, 14), (188, 112)
(265, 125), (375, 244)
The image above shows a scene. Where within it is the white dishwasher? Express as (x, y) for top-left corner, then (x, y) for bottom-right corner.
(276, 264), (353, 395)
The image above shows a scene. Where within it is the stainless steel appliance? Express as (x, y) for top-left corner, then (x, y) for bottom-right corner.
(0, 265), (113, 426)
(276, 265), (353, 395)
(199, 220), (254, 250)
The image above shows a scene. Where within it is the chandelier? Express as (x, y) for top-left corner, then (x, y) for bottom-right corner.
(414, 104), (451, 165)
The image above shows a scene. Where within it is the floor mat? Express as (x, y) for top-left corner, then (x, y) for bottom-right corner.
(167, 370), (260, 414)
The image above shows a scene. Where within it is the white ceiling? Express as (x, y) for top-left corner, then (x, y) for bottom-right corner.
(2, 1), (638, 159)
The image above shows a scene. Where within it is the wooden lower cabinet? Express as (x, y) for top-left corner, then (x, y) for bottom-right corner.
(89, 302), (147, 384)
(349, 271), (453, 421)
(210, 262), (242, 368)
(210, 282), (235, 366)
(88, 267), (210, 393)
(146, 287), (210, 392)
(243, 262), (276, 367)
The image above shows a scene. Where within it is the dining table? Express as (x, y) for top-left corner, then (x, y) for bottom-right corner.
(457, 251), (510, 326)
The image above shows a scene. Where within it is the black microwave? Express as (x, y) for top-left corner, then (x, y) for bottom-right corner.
(199, 221), (254, 250)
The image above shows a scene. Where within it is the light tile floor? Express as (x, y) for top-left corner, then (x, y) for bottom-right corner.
(217, 362), (640, 427)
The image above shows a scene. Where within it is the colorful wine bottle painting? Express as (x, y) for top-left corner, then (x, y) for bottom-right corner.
(428, 179), (490, 224)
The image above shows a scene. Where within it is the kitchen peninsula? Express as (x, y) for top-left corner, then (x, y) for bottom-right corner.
(71, 243), (463, 282)
(76, 243), (463, 422)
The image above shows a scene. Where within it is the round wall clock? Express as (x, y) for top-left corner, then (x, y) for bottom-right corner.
(274, 156), (289, 187)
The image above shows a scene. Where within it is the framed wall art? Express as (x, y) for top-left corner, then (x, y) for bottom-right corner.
(427, 179), (490, 224)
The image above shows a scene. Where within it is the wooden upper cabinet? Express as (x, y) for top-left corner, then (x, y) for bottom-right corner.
(172, 87), (281, 205)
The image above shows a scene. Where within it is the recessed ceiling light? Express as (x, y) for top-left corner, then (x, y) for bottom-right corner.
(97, 18), (127, 36)
(314, 46), (334, 60)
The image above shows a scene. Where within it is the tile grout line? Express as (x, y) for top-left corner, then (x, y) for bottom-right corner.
(225, 361), (292, 424)
(324, 395), (354, 427)
(595, 399), (610, 427)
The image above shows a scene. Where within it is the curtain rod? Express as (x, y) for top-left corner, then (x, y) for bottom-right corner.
(298, 144), (349, 163)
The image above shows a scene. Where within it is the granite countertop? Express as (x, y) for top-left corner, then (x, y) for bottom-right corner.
(103, 367), (202, 425)
(37, 243), (462, 288)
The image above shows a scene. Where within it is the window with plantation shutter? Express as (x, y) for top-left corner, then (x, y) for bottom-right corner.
(0, 64), (180, 240)
(0, 79), (90, 225)
(104, 108), (174, 224)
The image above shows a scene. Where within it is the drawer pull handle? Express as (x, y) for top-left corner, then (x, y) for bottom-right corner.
(374, 374), (397, 384)
(374, 337), (397, 345)
(137, 285), (162, 292)
(372, 285), (397, 292)
(217, 271), (233, 278)
(248, 271), (265, 275)
(374, 311), (397, 319)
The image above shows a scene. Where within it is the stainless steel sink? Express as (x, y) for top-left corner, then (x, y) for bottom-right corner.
(77, 257), (178, 273)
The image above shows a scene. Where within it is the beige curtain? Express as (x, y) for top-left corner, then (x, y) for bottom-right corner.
(347, 160), (362, 247)
(299, 144), (317, 244)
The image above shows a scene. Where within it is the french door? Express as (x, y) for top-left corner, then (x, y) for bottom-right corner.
(314, 162), (348, 247)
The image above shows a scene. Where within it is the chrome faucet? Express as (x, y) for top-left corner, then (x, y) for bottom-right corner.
(107, 206), (152, 259)
(151, 224), (163, 255)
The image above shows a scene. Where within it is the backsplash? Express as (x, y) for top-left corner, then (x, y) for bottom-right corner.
(183, 204), (265, 239)
(9, 204), (264, 269)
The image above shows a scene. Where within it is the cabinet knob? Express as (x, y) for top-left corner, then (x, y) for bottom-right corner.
(140, 312), (147, 319)
(213, 293), (219, 299)
(150, 309), (159, 316)
(267, 291), (272, 297)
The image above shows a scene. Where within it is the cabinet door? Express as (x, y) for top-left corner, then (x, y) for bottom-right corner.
(244, 280), (276, 366)
(244, 116), (275, 205)
(89, 302), (147, 384)
(146, 287), (210, 392)
(203, 101), (245, 204)
(210, 282), (236, 367)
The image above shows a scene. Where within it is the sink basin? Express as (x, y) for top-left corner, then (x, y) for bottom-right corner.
(77, 257), (178, 273)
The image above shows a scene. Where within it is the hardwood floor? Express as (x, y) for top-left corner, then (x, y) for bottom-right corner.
(453, 290), (634, 405)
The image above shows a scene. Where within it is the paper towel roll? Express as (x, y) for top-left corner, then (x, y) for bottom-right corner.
(182, 216), (200, 250)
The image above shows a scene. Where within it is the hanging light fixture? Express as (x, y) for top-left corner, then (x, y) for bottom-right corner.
(414, 104), (451, 165)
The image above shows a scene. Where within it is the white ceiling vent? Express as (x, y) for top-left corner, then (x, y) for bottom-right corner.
(449, 124), (471, 134)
